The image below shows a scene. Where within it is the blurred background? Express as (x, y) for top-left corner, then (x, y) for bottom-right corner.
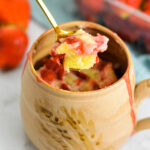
(0, 0), (150, 150)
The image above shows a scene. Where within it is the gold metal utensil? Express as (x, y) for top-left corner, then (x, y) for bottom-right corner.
(36, 0), (75, 40)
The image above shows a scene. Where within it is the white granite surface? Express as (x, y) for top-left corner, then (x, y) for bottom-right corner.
(0, 20), (150, 150)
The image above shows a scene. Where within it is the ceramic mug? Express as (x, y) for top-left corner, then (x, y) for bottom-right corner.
(21, 21), (150, 150)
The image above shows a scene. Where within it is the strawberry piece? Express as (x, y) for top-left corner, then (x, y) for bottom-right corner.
(43, 55), (65, 81)
(65, 36), (85, 55)
(0, 0), (30, 29)
(61, 83), (70, 91)
(44, 58), (60, 71)
(41, 69), (56, 83)
(51, 54), (65, 65)
(57, 67), (65, 80)
(72, 71), (89, 80)
(0, 25), (28, 70)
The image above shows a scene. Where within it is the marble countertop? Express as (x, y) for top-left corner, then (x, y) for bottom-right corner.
(0, 20), (150, 150)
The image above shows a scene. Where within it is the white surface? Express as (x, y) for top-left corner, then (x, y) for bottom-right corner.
(0, 20), (150, 150)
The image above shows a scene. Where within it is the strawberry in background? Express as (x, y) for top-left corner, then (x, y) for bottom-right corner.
(0, 0), (30, 70)
(0, 0), (30, 29)
(0, 25), (28, 70)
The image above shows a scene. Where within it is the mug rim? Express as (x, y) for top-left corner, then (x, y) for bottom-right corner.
(28, 21), (132, 96)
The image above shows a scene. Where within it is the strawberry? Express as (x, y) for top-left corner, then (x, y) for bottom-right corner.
(72, 71), (89, 80)
(0, 25), (28, 70)
(61, 83), (70, 91)
(40, 69), (56, 83)
(0, 0), (30, 29)
(43, 56), (65, 81)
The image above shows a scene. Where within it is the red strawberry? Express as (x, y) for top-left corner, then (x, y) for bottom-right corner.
(0, 25), (28, 70)
(44, 56), (65, 81)
(40, 69), (56, 83)
(61, 83), (70, 91)
(0, 0), (30, 29)
(72, 71), (89, 80)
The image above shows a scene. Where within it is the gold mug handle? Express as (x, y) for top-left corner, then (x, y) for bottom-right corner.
(134, 79), (150, 132)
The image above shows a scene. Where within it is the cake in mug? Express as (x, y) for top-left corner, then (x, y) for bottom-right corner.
(37, 29), (117, 91)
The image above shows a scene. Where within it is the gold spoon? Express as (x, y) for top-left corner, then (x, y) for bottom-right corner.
(36, 0), (75, 40)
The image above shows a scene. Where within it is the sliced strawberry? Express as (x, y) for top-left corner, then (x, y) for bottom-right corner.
(0, 25), (28, 70)
(72, 71), (89, 80)
(40, 69), (56, 83)
(61, 83), (70, 91)
(44, 58), (60, 71)
(56, 66), (65, 80)
(51, 54), (65, 65)
(65, 36), (85, 55)
(43, 56), (65, 81)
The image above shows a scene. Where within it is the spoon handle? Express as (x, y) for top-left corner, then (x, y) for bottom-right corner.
(36, 0), (58, 30)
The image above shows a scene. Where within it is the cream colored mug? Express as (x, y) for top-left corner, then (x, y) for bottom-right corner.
(21, 21), (150, 150)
